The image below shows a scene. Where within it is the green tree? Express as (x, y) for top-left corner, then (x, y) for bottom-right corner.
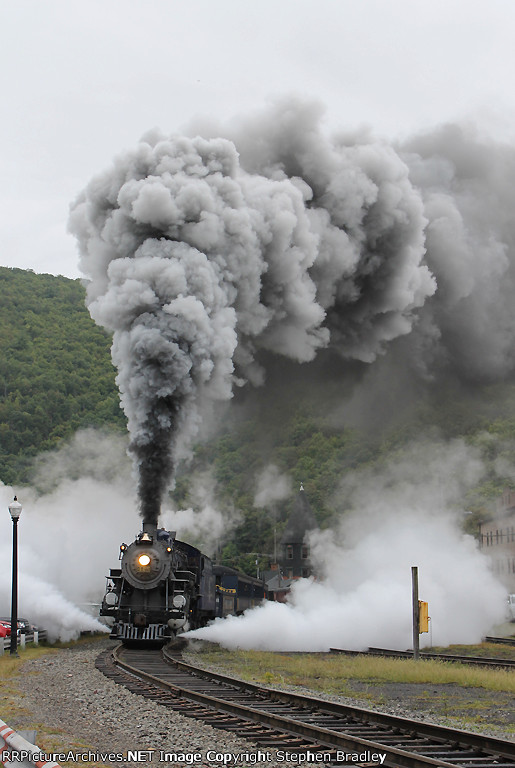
(0, 267), (125, 484)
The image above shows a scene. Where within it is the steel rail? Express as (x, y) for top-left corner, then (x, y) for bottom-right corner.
(98, 645), (515, 768)
(330, 646), (515, 669)
(483, 636), (515, 646)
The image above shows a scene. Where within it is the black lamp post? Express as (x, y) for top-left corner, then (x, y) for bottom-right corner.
(9, 496), (22, 656)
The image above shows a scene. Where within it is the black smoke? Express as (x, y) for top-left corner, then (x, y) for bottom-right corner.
(68, 98), (515, 522)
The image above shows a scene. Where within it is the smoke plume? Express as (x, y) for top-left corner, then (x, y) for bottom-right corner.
(69, 99), (433, 521)
(69, 97), (515, 521)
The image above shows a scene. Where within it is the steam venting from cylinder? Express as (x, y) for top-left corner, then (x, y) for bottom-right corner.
(69, 98), (515, 523)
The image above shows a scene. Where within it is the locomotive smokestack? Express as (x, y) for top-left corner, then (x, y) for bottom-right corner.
(142, 496), (159, 534)
(142, 520), (158, 536)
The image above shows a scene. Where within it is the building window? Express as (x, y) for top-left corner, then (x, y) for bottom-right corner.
(286, 545), (293, 560)
(301, 568), (310, 578)
(301, 544), (309, 559)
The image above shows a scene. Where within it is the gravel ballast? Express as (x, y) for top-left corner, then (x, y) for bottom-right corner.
(7, 638), (329, 767)
(5, 637), (515, 767)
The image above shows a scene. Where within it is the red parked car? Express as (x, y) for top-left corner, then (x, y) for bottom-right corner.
(0, 621), (11, 638)
(0, 617), (35, 636)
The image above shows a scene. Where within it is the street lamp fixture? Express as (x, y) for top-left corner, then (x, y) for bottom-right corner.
(8, 496), (22, 656)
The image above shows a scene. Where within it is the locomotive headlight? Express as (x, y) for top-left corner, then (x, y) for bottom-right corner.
(104, 591), (117, 606)
(172, 594), (187, 609)
(138, 554), (151, 567)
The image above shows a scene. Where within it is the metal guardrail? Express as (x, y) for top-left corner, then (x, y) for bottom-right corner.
(0, 630), (47, 654)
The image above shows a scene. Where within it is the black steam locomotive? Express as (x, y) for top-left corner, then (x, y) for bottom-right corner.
(100, 523), (267, 644)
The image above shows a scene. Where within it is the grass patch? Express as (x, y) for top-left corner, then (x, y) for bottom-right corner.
(1, 644), (59, 670)
(0, 634), (106, 680)
(188, 645), (515, 695)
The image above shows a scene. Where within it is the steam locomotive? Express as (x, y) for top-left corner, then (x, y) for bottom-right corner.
(100, 523), (267, 644)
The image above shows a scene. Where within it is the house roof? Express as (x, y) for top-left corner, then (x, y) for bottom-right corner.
(265, 573), (295, 591)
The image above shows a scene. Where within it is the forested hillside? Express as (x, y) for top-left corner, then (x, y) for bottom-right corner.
(2, 267), (515, 575)
(0, 267), (125, 483)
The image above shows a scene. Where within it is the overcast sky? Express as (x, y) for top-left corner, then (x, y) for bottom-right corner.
(2, 0), (515, 280)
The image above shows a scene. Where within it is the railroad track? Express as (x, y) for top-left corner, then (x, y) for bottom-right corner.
(483, 636), (515, 646)
(96, 644), (515, 768)
(330, 646), (515, 670)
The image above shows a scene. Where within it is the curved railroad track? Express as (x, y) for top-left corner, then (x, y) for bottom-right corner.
(96, 643), (515, 768)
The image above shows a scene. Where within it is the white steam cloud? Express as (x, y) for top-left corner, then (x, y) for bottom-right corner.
(161, 472), (240, 556)
(187, 440), (507, 651)
(0, 431), (230, 641)
(0, 431), (140, 640)
(0, 475), (124, 642)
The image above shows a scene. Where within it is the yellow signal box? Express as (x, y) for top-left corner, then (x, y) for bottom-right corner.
(418, 600), (429, 633)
